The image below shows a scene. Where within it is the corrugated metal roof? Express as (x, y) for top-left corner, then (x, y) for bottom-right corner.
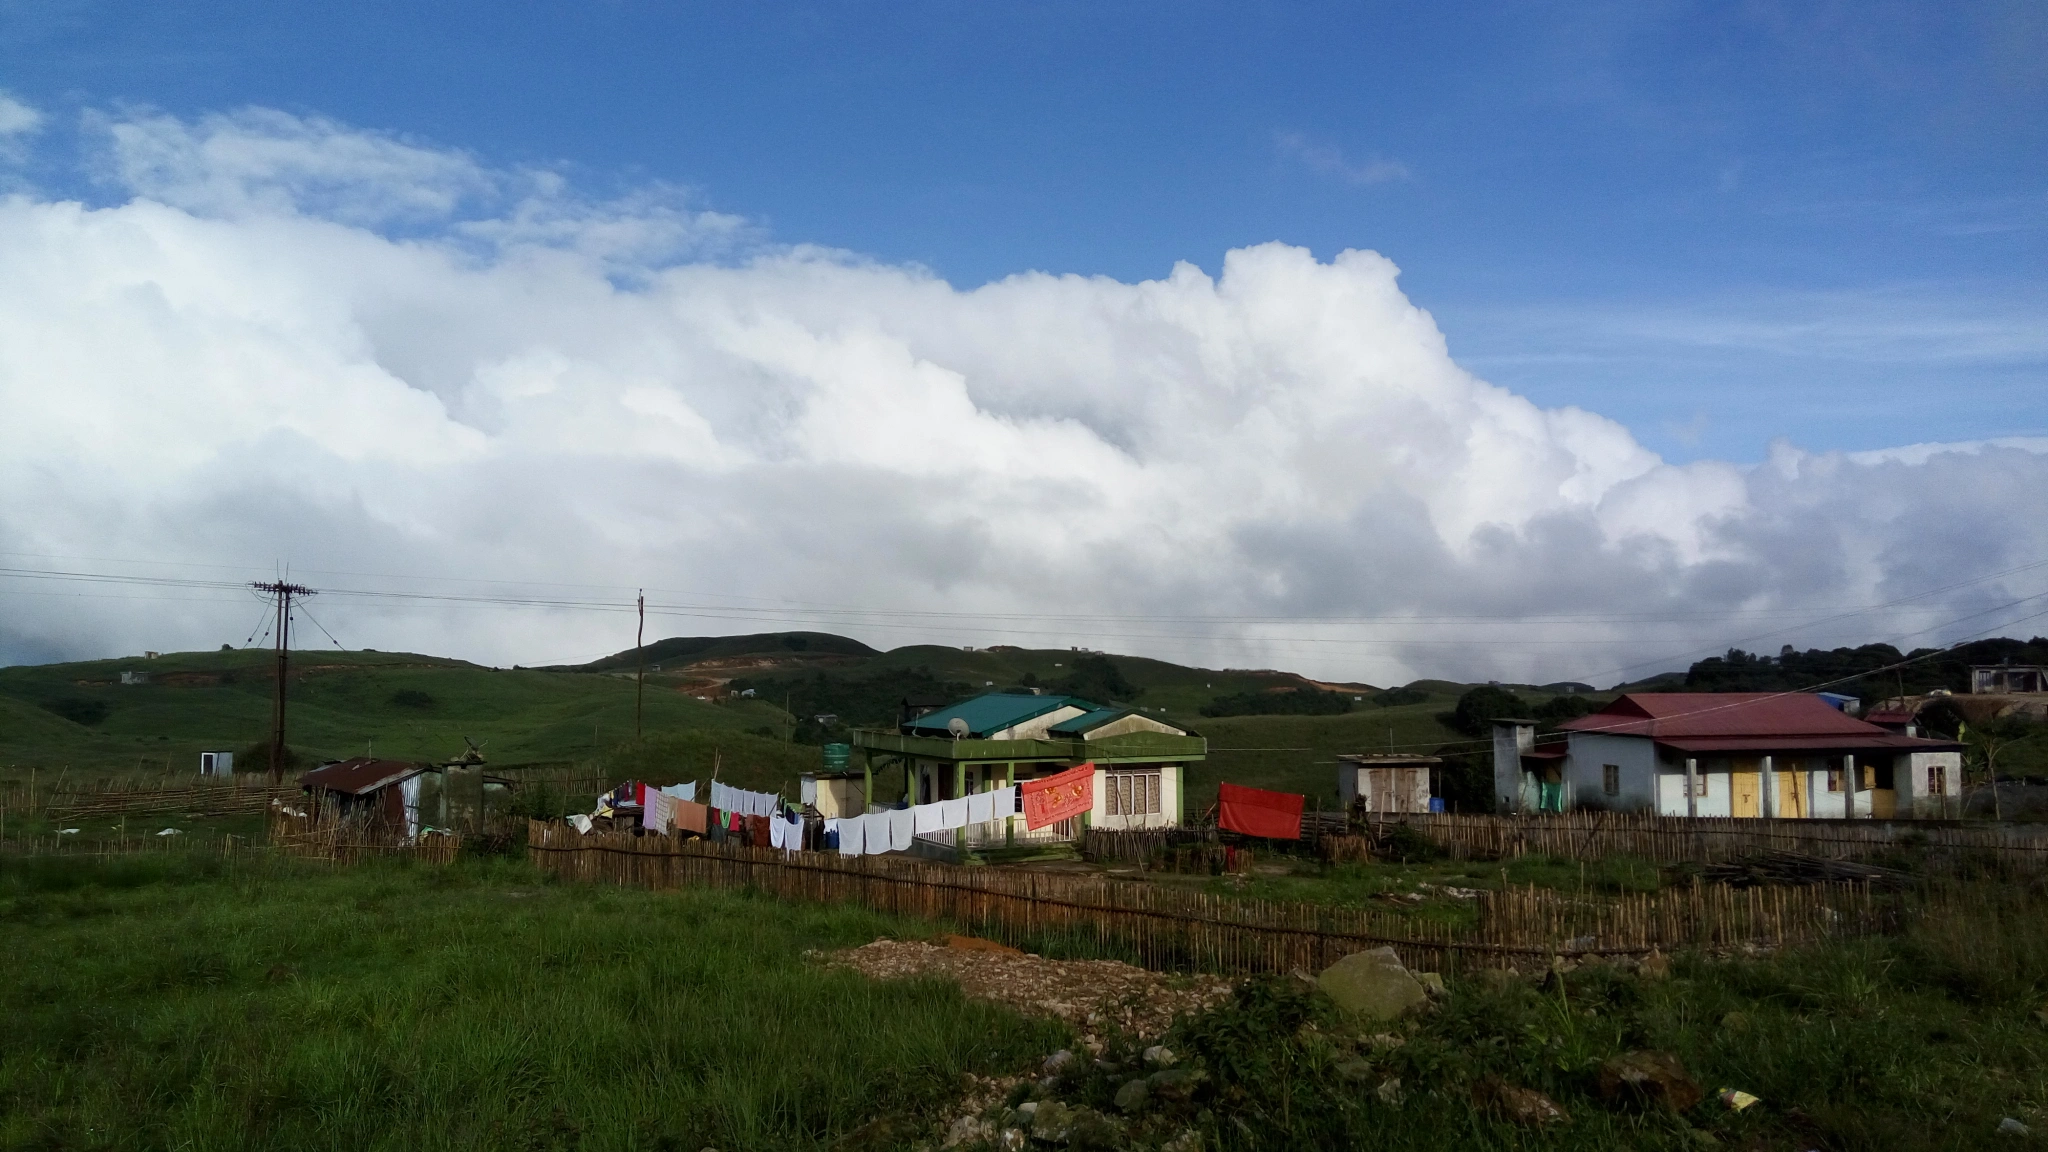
(904, 693), (1098, 738)
(1559, 693), (1959, 753)
(299, 758), (425, 795)
(1654, 734), (1962, 754)
(1047, 707), (1130, 736)
(1559, 693), (1887, 739)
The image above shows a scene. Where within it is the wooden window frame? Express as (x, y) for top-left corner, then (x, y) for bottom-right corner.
(1602, 764), (1621, 796)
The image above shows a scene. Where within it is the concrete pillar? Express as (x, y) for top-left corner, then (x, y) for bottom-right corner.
(955, 760), (968, 853)
(1492, 720), (1536, 814)
(1006, 762), (1016, 847)
(1760, 755), (1775, 819)
(1845, 753), (1859, 818)
(1685, 758), (1699, 819)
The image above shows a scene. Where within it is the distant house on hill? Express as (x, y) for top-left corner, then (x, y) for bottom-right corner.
(1337, 754), (1440, 814)
(1493, 693), (1964, 820)
(847, 692), (1206, 851)
(1972, 664), (2048, 695)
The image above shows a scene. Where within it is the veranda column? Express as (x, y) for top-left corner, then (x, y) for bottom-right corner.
(1685, 758), (1699, 819)
(1760, 755), (1776, 819)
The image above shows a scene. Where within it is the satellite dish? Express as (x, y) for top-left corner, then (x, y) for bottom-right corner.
(947, 717), (970, 739)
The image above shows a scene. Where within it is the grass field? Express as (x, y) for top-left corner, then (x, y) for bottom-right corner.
(0, 852), (1067, 1151)
(4, 851), (2045, 1151)
(0, 647), (797, 778)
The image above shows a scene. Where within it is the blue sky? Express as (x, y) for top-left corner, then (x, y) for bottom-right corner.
(4, 1), (2042, 463)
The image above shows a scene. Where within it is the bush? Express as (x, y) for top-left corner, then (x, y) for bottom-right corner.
(389, 689), (435, 709)
(1201, 687), (1354, 718)
(39, 697), (109, 725)
(1370, 685), (1431, 708)
(1442, 685), (1528, 736)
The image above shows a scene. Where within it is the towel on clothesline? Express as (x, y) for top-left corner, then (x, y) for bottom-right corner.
(837, 814), (864, 856)
(675, 800), (709, 835)
(661, 781), (696, 803)
(939, 797), (970, 830)
(913, 803), (943, 834)
(890, 808), (916, 851)
(993, 787), (1017, 820)
(967, 791), (994, 825)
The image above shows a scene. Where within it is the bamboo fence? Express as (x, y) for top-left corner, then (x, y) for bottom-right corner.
(29, 776), (289, 821)
(528, 819), (1893, 976)
(267, 810), (461, 865)
(1374, 812), (2048, 871)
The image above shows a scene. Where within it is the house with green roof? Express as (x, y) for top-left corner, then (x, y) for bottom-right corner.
(846, 691), (1206, 851)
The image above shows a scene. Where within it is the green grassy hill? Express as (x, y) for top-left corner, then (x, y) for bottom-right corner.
(0, 646), (792, 780)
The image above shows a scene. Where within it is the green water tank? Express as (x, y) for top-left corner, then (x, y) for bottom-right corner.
(823, 742), (851, 771)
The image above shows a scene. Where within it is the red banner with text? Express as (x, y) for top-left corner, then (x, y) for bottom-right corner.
(1021, 763), (1095, 829)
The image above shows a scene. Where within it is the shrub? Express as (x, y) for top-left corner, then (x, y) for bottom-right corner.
(40, 697), (108, 725)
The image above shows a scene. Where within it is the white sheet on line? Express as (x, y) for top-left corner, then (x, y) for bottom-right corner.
(890, 808), (915, 852)
(913, 803), (943, 834)
(968, 791), (994, 825)
(838, 814), (863, 856)
(939, 797), (970, 829)
(993, 787), (1017, 820)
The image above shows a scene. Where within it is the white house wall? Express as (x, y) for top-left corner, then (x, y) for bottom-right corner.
(1088, 765), (1181, 830)
(991, 705), (1089, 740)
(1563, 733), (1660, 812)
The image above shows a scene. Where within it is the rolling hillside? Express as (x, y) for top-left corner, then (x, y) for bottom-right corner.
(0, 634), (1610, 803)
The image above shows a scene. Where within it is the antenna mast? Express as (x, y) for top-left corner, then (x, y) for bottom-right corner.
(635, 589), (646, 741)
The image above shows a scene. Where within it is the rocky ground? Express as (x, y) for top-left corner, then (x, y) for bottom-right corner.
(815, 935), (1236, 1045)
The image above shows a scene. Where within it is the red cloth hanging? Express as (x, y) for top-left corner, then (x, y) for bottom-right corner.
(1021, 763), (1095, 829)
(1218, 781), (1303, 840)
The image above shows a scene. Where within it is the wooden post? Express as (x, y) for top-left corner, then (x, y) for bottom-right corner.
(1844, 753), (1859, 818)
(1760, 755), (1775, 819)
(862, 749), (874, 817)
(1685, 758), (1698, 819)
(1006, 762), (1016, 847)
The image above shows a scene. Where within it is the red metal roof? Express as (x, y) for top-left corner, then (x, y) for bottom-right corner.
(1557, 693), (1959, 753)
(299, 758), (425, 795)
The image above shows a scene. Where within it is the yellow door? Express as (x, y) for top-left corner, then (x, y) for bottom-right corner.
(1776, 770), (1807, 818)
(1730, 759), (1761, 817)
(1870, 790), (1897, 819)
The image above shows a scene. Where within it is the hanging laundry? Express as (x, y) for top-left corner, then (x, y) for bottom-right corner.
(823, 818), (841, 851)
(939, 797), (970, 830)
(1218, 781), (1304, 840)
(967, 791), (994, 825)
(568, 814), (593, 834)
(889, 808), (916, 851)
(784, 812), (803, 854)
(768, 815), (787, 850)
(862, 812), (893, 855)
(837, 815), (862, 855)
(675, 800), (709, 835)
(661, 781), (696, 803)
(993, 786), (1017, 820)
(913, 803), (944, 834)
(1021, 764), (1095, 829)
(642, 791), (676, 833)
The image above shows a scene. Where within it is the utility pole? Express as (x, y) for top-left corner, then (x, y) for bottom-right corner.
(252, 580), (315, 783)
(635, 589), (646, 742)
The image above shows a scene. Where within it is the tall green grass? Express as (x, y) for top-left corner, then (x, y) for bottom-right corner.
(0, 853), (1064, 1150)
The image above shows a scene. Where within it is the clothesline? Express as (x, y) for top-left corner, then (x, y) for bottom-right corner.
(829, 787), (1019, 856)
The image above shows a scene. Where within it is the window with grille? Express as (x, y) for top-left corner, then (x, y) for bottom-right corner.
(1105, 770), (1161, 816)
(1602, 764), (1620, 796)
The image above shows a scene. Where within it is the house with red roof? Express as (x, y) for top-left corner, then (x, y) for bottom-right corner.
(1492, 693), (1964, 819)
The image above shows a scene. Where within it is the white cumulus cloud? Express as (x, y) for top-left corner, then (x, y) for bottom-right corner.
(0, 107), (2044, 683)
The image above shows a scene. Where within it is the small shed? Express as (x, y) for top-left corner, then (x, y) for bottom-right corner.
(1337, 754), (1441, 814)
(299, 758), (429, 836)
(198, 750), (234, 778)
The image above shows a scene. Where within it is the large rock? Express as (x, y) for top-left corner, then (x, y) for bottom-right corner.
(1596, 1050), (1703, 1112)
(1474, 1077), (1569, 1126)
(1317, 947), (1427, 1021)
